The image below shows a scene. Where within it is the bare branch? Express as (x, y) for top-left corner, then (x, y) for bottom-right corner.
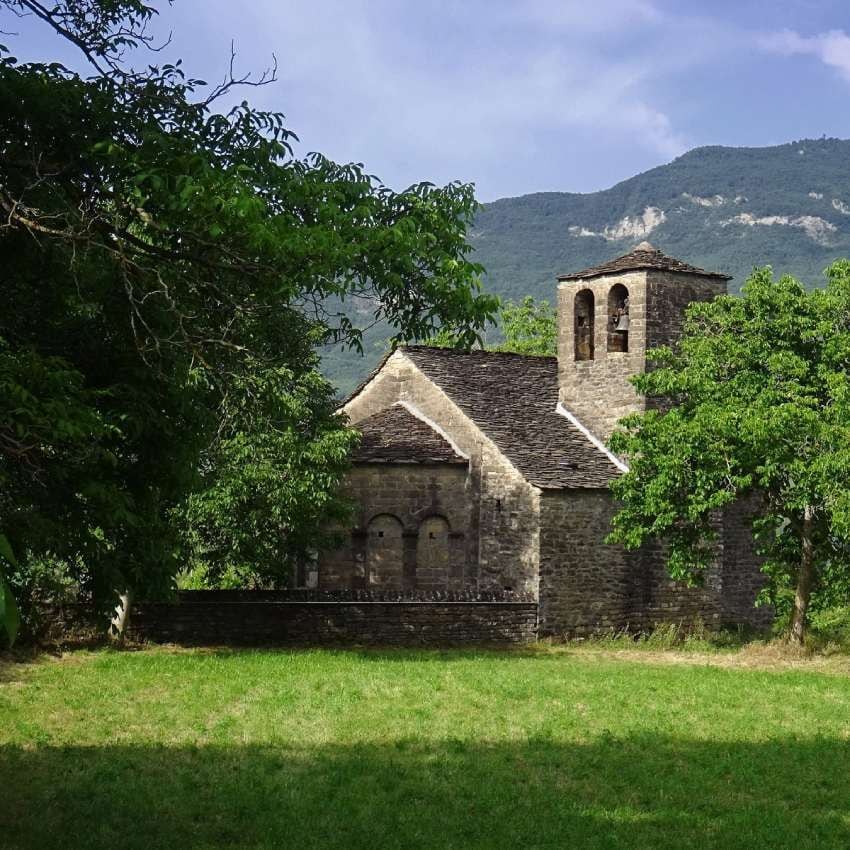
(201, 41), (278, 107)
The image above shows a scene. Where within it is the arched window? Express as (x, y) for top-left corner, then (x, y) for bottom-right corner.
(366, 514), (404, 589)
(416, 515), (451, 590)
(607, 283), (629, 353)
(574, 289), (594, 361)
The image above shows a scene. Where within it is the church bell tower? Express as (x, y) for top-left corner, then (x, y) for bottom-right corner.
(556, 242), (731, 442)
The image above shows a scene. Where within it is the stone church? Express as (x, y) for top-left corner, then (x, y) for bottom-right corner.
(317, 243), (768, 636)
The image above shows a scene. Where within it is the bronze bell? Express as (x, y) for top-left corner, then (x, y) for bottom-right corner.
(615, 313), (630, 332)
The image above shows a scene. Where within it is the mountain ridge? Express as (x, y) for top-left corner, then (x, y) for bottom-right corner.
(323, 137), (850, 394)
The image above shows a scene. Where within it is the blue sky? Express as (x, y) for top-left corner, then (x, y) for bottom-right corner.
(5, 0), (850, 200)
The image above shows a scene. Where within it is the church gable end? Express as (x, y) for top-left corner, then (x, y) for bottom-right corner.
(332, 348), (551, 595)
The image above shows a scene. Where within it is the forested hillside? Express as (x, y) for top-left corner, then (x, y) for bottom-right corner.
(324, 138), (850, 395)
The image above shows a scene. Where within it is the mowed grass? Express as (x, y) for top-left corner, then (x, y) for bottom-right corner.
(2, 647), (850, 849)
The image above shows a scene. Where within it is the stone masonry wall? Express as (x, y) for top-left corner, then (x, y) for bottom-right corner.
(319, 462), (472, 592)
(340, 352), (541, 594)
(538, 490), (769, 637)
(127, 598), (538, 646)
(539, 489), (741, 637)
(538, 488), (633, 635)
(720, 496), (773, 628)
(645, 271), (727, 351)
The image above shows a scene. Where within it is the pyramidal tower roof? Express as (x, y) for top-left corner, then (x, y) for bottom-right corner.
(557, 242), (732, 282)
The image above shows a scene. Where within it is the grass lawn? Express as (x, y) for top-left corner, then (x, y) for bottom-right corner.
(2, 646), (850, 849)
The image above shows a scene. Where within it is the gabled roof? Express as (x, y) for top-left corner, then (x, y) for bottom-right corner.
(557, 241), (731, 282)
(352, 404), (467, 465)
(398, 346), (622, 489)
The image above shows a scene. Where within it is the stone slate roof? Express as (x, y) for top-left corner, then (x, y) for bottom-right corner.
(399, 346), (622, 489)
(557, 241), (731, 282)
(352, 404), (467, 465)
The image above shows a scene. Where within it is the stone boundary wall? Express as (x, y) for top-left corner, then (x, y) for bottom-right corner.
(128, 597), (538, 646)
(174, 589), (534, 603)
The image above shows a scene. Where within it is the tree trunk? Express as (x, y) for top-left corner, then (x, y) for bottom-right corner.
(789, 506), (815, 645)
(109, 589), (133, 644)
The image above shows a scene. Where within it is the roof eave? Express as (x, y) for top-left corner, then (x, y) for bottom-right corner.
(557, 267), (732, 282)
(352, 458), (469, 466)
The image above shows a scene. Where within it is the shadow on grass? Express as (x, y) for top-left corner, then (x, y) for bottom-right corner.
(1, 735), (848, 850)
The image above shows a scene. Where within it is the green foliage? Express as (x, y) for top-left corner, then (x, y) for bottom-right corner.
(5, 553), (80, 641)
(608, 263), (850, 634)
(420, 327), (464, 349)
(0, 0), (498, 610)
(181, 365), (358, 586)
(422, 296), (557, 356)
(492, 296), (557, 355)
(806, 606), (850, 650)
(0, 533), (20, 645)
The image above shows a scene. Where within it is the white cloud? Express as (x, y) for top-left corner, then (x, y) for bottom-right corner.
(759, 28), (850, 83)
(231, 0), (689, 197)
(162, 1), (793, 198)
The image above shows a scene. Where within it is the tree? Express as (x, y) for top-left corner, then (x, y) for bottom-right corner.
(424, 296), (557, 355)
(0, 0), (499, 625)
(0, 535), (20, 645)
(180, 364), (356, 587)
(607, 265), (850, 643)
(493, 296), (557, 356)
